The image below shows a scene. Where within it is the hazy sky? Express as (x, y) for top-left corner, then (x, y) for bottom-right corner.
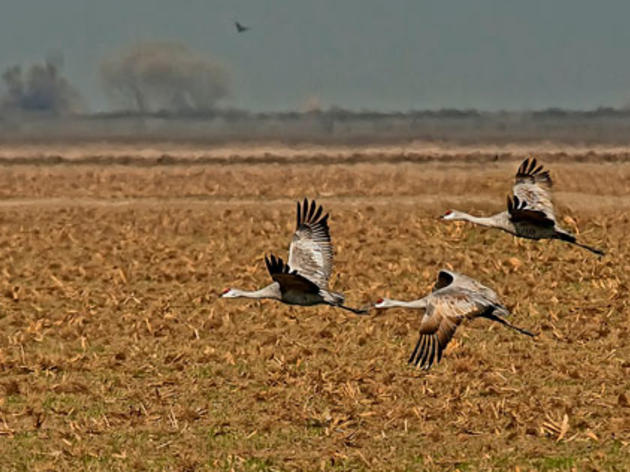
(2, 0), (630, 112)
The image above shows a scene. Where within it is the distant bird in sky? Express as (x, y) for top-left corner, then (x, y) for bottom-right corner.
(221, 198), (367, 314)
(235, 21), (250, 33)
(441, 157), (605, 256)
(373, 269), (535, 370)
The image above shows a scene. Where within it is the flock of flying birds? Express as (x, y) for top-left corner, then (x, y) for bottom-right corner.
(221, 158), (605, 370)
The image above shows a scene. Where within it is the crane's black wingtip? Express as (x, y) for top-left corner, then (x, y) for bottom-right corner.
(295, 197), (328, 229)
(516, 157), (552, 184)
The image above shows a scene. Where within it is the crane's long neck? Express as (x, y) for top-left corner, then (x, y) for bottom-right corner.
(379, 298), (428, 309)
(230, 284), (280, 300)
(451, 211), (513, 233)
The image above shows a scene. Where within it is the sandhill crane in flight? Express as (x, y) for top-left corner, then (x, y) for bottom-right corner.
(221, 199), (366, 314)
(373, 269), (535, 370)
(235, 21), (250, 33)
(441, 158), (604, 256)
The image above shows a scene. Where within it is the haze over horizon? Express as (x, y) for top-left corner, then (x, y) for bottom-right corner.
(2, 0), (630, 113)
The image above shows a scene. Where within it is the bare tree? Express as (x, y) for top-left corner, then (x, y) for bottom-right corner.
(101, 41), (231, 113)
(1, 56), (83, 114)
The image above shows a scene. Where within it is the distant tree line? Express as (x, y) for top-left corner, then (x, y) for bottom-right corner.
(0, 41), (231, 116)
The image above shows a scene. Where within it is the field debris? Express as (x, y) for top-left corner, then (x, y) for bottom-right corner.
(0, 152), (627, 470)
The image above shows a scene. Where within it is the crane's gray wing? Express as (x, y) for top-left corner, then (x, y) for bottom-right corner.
(507, 194), (555, 228)
(287, 199), (333, 289)
(434, 269), (502, 305)
(265, 254), (320, 294)
(511, 157), (556, 222)
(408, 289), (492, 370)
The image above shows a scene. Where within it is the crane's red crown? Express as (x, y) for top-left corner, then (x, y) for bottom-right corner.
(444, 210), (453, 216)
(376, 298), (384, 304)
(221, 288), (230, 295)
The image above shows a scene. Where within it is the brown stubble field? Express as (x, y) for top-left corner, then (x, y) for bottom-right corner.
(0, 145), (628, 471)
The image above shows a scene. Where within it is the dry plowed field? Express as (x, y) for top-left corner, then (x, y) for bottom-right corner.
(0, 143), (628, 471)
